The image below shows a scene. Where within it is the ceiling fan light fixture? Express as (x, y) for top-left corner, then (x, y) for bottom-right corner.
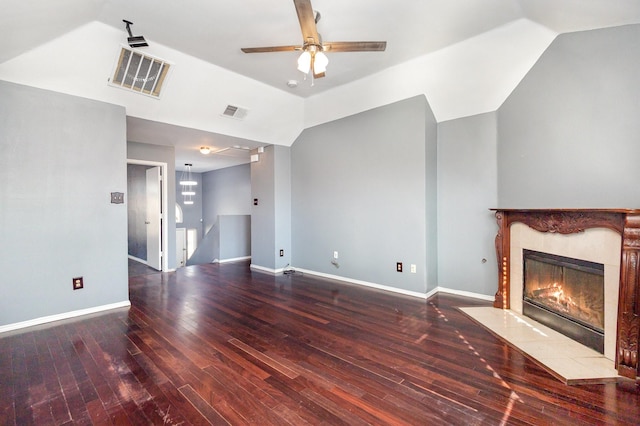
(314, 51), (329, 74)
(297, 50), (311, 74)
(240, 0), (386, 81)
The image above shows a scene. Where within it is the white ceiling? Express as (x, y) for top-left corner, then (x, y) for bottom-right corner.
(2, 0), (639, 172)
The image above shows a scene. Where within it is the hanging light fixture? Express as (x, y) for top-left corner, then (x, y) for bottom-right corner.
(297, 44), (329, 78)
(180, 163), (196, 205)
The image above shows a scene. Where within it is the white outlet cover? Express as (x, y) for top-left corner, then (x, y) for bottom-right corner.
(333, 251), (339, 259)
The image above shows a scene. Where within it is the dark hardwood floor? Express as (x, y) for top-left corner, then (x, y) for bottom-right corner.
(128, 258), (161, 278)
(1, 261), (639, 425)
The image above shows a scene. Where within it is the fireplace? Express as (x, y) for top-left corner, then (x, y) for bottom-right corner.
(522, 249), (604, 353)
(491, 208), (640, 380)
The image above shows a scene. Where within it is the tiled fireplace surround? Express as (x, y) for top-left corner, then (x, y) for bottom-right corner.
(509, 223), (619, 360)
(491, 209), (640, 381)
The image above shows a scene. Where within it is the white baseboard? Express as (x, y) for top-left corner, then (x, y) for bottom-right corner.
(425, 287), (439, 299)
(250, 264), (284, 275)
(216, 256), (251, 264)
(128, 255), (147, 264)
(0, 300), (131, 334)
(251, 265), (494, 303)
(292, 267), (430, 299)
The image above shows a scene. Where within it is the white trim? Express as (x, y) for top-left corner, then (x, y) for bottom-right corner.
(250, 264), (284, 275)
(127, 159), (170, 272)
(251, 265), (495, 302)
(293, 267), (429, 299)
(127, 254), (147, 265)
(434, 286), (495, 301)
(216, 256), (251, 264)
(425, 287), (439, 299)
(0, 301), (131, 334)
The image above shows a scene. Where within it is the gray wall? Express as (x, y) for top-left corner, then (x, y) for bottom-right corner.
(434, 24), (640, 297)
(127, 164), (152, 260)
(498, 24), (640, 208)
(202, 164), (251, 235)
(424, 95), (439, 292)
(0, 81), (129, 326)
(291, 96), (435, 293)
(274, 146), (292, 270)
(219, 215), (251, 260)
(197, 164), (252, 264)
(251, 146), (291, 270)
(127, 141), (177, 270)
(437, 112), (498, 295)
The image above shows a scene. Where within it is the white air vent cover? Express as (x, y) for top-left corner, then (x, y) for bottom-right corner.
(109, 46), (172, 98)
(222, 105), (249, 120)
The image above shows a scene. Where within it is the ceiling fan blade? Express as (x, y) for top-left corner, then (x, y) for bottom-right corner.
(293, 0), (319, 44)
(323, 41), (387, 52)
(241, 45), (300, 53)
(313, 71), (326, 79)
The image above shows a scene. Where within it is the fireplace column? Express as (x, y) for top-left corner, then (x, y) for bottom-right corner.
(617, 214), (640, 379)
(491, 209), (640, 380)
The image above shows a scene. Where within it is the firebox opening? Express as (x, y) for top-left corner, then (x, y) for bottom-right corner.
(522, 249), (604, 353)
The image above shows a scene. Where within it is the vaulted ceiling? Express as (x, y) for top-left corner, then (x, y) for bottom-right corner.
(2, 0), (638, 171)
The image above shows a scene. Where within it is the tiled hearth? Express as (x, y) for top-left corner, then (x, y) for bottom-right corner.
(460, 306), (618, 384)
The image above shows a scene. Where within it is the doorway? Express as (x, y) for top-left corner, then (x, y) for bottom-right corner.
(127, 159), (169, 272)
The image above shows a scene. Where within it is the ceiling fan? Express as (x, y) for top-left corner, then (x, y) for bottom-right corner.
(241, 0), (386, 79)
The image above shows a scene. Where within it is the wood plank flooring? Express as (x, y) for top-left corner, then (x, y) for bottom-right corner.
(1, 261), (639, 425)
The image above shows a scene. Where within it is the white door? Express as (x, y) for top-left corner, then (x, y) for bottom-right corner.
(176, 228), (187, 267)
(146, 167), (162, 270)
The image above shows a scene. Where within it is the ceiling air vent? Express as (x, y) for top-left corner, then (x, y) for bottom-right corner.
(222, 105), (249, 120)
(108, 46), (172, 98)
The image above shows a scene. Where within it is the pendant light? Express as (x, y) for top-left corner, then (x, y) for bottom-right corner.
(180, 163), (196, 205)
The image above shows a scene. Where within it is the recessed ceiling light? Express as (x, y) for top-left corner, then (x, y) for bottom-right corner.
(287, 80), (298, 88)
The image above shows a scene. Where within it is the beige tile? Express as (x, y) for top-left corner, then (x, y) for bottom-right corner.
(515, 339), (595, 360)
(572, 356), (617, 376)
(460, 307), (619, 383)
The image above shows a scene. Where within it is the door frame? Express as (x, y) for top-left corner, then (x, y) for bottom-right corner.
(127, 159), (169, 272)
(176, 227), (187, 268)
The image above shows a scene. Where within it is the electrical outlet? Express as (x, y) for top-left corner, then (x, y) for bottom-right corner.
(333, 251), (339, 259)
(73, 277), (84, 290)
(396, 262), (403, 272)
(410, 264), (417, 273)
(279, 249), (284, 257)
(110, 192), (124, 204)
